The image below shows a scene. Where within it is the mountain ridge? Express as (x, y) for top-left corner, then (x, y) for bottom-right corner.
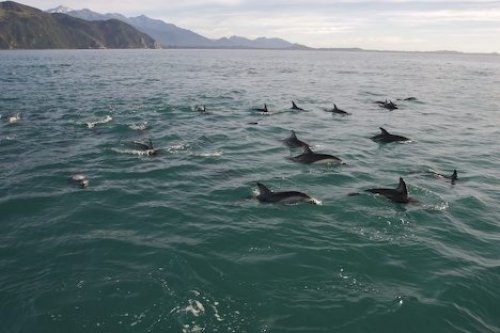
(0, 1), (158, 49)
(47, 5), (309, 49)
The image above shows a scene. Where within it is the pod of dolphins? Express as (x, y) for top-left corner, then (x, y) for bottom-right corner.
(3, 97), (456, 205)
(251, 99), (458, 206)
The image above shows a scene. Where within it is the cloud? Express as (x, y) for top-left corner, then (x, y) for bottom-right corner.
(18, 0), (500, 52)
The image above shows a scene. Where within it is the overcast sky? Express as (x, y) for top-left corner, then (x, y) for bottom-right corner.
(19, 0), (500, 53)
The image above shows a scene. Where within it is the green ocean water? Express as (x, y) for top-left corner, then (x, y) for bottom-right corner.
(0, 49), (499, 333)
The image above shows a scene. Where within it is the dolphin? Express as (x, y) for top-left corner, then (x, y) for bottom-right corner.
(130, 139), (158, 156)
(6, 113), (20, 124)
(255, 182), (319, 204)
(328, 104), (350, 115)
(365, 177), (414, 204)
(290, 145), (342, 164)
(371, 127), (410, 143)
(254, 104), (268, 112)
(283, 130), (309, 149)
(430, 169), (458, 184)
(70, 174), (89, 188)
(291, 101), (305, 111)
(375, 99), (398, 110)
(197, 105), (206, 113)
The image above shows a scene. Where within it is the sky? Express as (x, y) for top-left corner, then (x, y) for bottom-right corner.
(18, 0), (500, 53)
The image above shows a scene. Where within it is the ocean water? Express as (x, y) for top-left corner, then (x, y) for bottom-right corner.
(0, 49), (499, 333)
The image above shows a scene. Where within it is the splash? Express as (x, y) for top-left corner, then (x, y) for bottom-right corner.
(128, 122), (148, 130)
(111, 148), (156, 156)
(85, 115), (112, 129)
(197, 151), (223, 157)
(6, 113), (20, 124)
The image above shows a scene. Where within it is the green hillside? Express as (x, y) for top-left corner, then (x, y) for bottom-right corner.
(0, 1), (157, 49)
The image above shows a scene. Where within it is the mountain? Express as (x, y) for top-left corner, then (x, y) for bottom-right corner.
(52, 7), (308, 49)
(0, 1), (158, 49)
(126, 15), (214, 48)
(46, 5), (71, 14)
(211, 36), (304, 49)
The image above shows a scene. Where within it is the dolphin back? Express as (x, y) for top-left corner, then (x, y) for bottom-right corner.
(365, 177), (409, 203)
(371, 127), (409, 143)
(256, 182), (272, 197)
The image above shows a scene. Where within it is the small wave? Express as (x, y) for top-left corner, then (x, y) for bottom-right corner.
(197, 151), (223, 157)
(424, 201), (449, 211)
(128, 122), (148, 130)
(0, 135), (16, 144)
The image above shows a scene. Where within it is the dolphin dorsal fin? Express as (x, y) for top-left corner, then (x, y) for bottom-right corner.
(379, 127), (390, 135)
(264, 104), (268, 112)
(292, 101), (297, 108)
(334, 104), (338, 110)
(290, 130), (297, 138)
(396, 177), (408, 197)
(256, 182), (272, 196)
(452, 169), (458, 180)
(303, 145), (313, 154)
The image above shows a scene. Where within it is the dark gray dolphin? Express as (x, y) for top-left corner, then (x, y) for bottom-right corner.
(291, 101), (305, 111)
(283, 130), (309, 149)
(431, 169), (458, 184)
(290, 145), (342, 164)
(375, 99), (398, 110)
(328, 104), (350, 115)
(130, 139), (158, 156)
(254, 104), (268, 112)
(371, 127), (410, 143)
(365, 177), (415, 204)
(255, 182), (319, 204)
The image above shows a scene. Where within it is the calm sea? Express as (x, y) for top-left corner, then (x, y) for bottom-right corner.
(1, 49), (499, 333)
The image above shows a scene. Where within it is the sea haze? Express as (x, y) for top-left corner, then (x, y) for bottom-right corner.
(0, 49), (499, 333)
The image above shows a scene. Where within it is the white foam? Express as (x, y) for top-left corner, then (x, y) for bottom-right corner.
(111, 148), (156, 156)
(182, 324), (204, 333)
(211, 304), (224, 321)
(184, 300), (205, 317)
(198, 151), (223, 157)
(311, 197), (323, 205)
(86, 115), (112, 128)
(7, 113), (20, 124)
(168, 143), (189, 150)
